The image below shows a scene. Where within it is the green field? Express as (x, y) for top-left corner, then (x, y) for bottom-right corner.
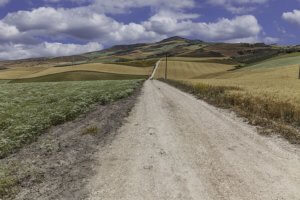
(0, 80), (142, 158)
(246, 54), (300, 69)
(10, 71), (148, 83)
(0, 80), (8, 84)
(273, 52), (300, 59)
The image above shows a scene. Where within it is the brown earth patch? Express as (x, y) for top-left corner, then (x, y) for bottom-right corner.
(0, 85), (142, 200)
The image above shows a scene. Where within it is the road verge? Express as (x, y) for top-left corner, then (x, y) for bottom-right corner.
(0, 81), (144, 200)
(161, 79), (300, 144)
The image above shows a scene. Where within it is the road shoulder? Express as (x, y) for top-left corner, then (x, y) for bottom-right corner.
(0, 84), (143, 200)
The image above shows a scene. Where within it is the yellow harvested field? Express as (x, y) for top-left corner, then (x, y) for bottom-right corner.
(0, 67), (49, 79)
(186, 64), (300, 105)
(155, 57), (300, 114)
(159, 58), (300, 137)
(154, 60), (234, 80)
(156, 57), (300, 104)
(0, 63), (152, 79)
(169, 57), (229, 62)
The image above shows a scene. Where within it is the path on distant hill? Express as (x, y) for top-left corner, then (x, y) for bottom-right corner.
(86, 80), (300, 200)
(149, 59), (161, 79)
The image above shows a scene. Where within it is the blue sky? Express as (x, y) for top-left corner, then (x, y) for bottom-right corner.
(0, 0), (299, 60)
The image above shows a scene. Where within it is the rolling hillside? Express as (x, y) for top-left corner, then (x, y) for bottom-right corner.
(1, 36), (299, 83)
(154, 57), (235, 80)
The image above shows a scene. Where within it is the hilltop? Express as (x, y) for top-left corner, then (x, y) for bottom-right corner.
(1, 36), (299, 69)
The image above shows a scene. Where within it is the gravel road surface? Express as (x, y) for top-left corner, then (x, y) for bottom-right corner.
(86, 80), (300, 200)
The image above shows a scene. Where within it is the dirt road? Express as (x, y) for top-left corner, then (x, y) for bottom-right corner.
(86, 80), (300, 200)
(149, 59), (161, 79)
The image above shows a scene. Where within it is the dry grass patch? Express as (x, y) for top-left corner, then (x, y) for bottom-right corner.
(0, 63), (152, 80)
(164, 79), (300, 144)
(155, 55), (300, 143)
(168, 57), (229, 62)
(190, 64), (300, 104)
(21, 63), (152, 78)
(0, 67), (49, 79)
(82, 125), (99, 135)
(154, 59), (234, 80)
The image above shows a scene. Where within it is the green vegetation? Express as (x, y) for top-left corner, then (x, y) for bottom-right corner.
(1, 37), (298, 74)
(0, 80), (9, 84)
(0, 166), (18, 198)
(234, 49), (280, 65)
(0, 80), (142, 158)
(274, 52), (300, 59)
(246, 55), (300, 69)
(10, 71), (148, 83)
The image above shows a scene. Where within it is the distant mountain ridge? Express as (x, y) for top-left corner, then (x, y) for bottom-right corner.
(1, 36), (299, 68)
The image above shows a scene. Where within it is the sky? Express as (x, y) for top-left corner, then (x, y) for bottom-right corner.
(0, 0), (299, 60)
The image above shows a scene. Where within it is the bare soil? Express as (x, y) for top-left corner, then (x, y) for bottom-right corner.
(0, 86), (141, 200)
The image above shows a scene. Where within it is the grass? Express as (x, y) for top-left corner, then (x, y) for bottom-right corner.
(0, 63), (152, 80)
(273, 52), (300, 59)
(158, 56), (300, 143)
(0, 165), (18, 198)
(0, 67), (49, 79)
(167, 57), (239, 65)
(0, 80), (9, 84)
(0, 79), (142, 158)
(82, 126), (99, 135)
(10, 71), (148, 83)
(193, 64), (300, 103)
(53, 61), (88, 67)
(245, 55), (300, 69)
(233, 49), (280, 65)
(164, 79), (300, 143)
(154, 59), (235, 80)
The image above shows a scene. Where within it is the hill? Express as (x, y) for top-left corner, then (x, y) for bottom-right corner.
(0, 36), (300, 83)
(1, 36), (299, 70)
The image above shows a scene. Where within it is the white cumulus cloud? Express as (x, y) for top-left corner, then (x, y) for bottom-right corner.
(0, 42), (103, 60)
(0, 0), (271, 60)
(0, 21), (20, 39)
(144, 13), (261, 42)
(2, 7), (162, 45)
(193, 15), (261, 41)
(282, 10), (300, 26)
(207, 0), (270, 13)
